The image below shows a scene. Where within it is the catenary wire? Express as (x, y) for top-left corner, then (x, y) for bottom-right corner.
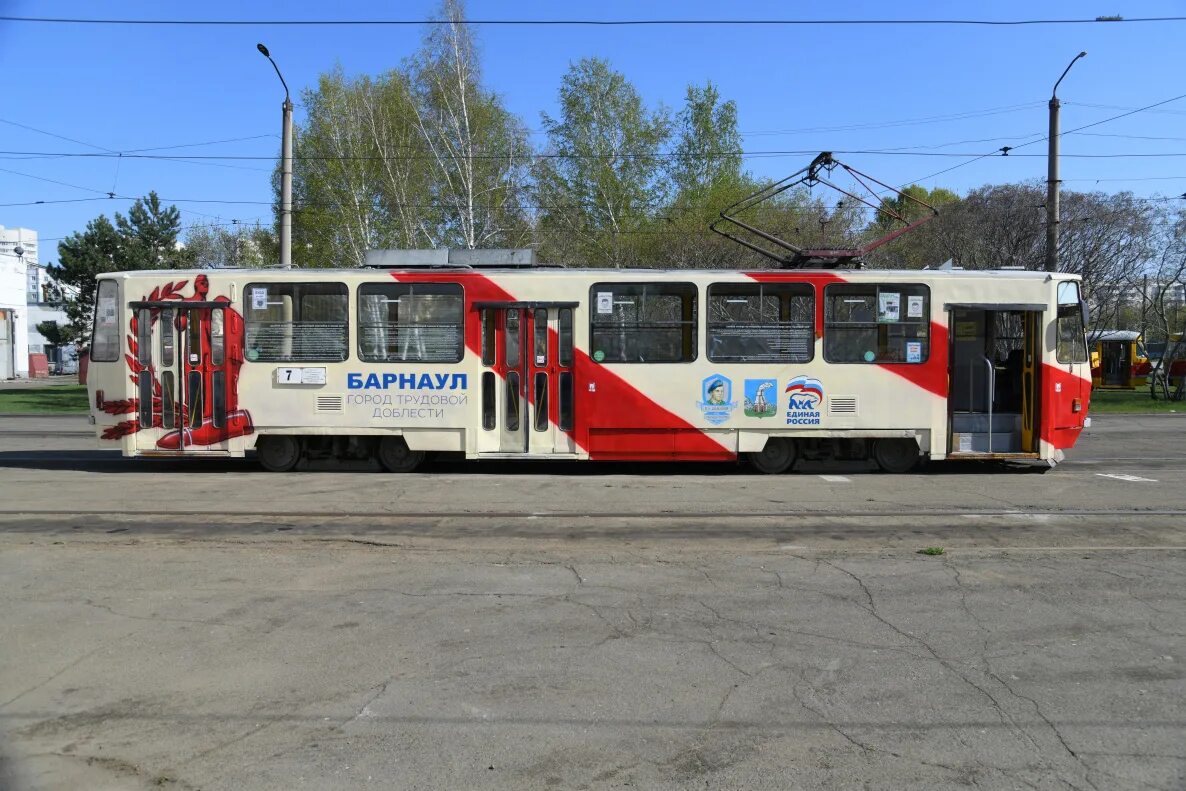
(1, 15), (1184, 26)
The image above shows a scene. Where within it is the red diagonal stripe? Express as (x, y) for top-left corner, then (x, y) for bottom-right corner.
(390, 271), (732, 460)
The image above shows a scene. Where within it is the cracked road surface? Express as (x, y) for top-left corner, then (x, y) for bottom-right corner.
(0, 414), (1184, 790)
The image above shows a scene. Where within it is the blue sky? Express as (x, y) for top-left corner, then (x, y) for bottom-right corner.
(2, 0), (1185, 260)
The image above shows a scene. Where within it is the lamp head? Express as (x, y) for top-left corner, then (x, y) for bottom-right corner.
(256, 43), (270, 57)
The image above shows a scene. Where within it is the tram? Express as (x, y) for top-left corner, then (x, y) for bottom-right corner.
(1088, 329), (1150, 389)
(85, 253), (1092, 473)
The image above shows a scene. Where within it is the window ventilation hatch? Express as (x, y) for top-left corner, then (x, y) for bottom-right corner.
(828, 396), (858, 415)
(316, 395), (343, 413)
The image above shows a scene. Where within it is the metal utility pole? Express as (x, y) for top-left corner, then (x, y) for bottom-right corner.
(258, 43), (293, 268)
(1047, 51), (1087, 273)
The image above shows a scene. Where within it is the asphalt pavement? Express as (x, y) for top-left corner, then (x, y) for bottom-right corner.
(0, 413), (1183, 790)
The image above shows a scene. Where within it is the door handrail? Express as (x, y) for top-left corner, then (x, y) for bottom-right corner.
(983, 355), (996, 453)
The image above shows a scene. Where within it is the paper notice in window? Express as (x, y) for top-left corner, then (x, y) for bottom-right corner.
(596, 292), (613, 314)
(878, 292), (900, 322)
(907, 295), (924, 319)
(906, 341), (922, 363)
(251, 287), (268, 311)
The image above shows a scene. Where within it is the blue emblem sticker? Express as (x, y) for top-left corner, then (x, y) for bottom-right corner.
(743, 378), (778, 418)
(698, 375), (738, 425)
(785, 376), (824, 426)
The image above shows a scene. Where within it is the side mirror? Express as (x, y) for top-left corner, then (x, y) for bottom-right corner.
(1080, 300), (1090, 327)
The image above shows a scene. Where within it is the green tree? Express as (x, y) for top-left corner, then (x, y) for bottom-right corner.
(290, 67), (398, 267)
(670, 82), (742, 202)
(49, 193), (189, 341)
(534, 58), (672, 266)
(184, 222), (278, 269)
(35, 320), (77, 348)
(864, 184), (959, 269)
(646, 81), (753, 268)
(288, 0), (529, 265)
(115, 192), (192, 269)
(411, 0), (531, 249)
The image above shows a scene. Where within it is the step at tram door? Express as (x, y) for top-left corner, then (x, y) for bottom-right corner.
(948, 305), (1041, 457)
(131, 300), (241, 453)
(477, 303), (577, 456)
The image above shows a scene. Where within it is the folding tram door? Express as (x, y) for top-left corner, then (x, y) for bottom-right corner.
(131, 300), (237, 453)
(948, 306), (1041, 457)
(478, 303), (577, 456)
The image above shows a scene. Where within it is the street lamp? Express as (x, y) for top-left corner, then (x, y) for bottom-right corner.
(1047, 51), (1087, 273)
(258, 43), (293, 268)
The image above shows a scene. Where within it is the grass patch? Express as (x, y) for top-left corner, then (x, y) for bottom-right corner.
(917, 547), (945, 556)
(0, 385), (90, 414)
(1088, 388), (1184, 414)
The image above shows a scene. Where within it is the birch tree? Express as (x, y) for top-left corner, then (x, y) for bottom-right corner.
(410, 0), (531, 249)
(534, 58), (672, 266)
(292, 68), (391, 267)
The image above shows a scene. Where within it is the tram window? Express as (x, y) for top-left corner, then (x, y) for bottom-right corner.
(824, 284), (930, 364)
(534, 309), (548, 364)
(481, 371), (496, 430)
(160, 309), (175, 366)
(161, 372), (176, 429)
(558, 308), (573, 367)
(708, 283), (813, 363)
(358, 283), (463, 363)
(481, 310), (496, 366)
(244, 282), (348, 362)
(506, 371), (520, 430)
(506, 310), (521, 368)
(534, 373), (549, 432)
(589, 282), (697, 363)
(212, 371), (226, 429)
(1056, 282), (1089, 363)
(211, 309), (225, 366)
(187, 370), (203, 428)
(137, 370), (152, 427)
(91, 280), (120, 362)
(136, 308), (152, 366)
(558, 371), (574, 431)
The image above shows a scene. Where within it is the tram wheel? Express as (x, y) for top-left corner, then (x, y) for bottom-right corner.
(377, 436), (426, 473)
(872, 438), (920, 473)
(257, 435), (301, 472)
(748, 438), (797, 474)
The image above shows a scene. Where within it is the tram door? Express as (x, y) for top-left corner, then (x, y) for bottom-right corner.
(132, 303), (235, 452)
(949, 307), (1041, 455)
(479, 304), (577, 455)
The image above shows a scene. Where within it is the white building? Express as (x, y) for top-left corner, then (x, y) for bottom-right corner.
(0, 226), (36, 379)
(26, 261), (75, 373)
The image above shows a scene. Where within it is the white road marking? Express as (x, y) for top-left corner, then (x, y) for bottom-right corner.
(819, 475), (851, 483)
(1096, 473), (1158, 482)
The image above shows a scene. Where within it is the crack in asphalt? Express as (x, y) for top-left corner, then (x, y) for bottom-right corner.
(814, 559), (1054, 756)
(80, 599), (235, 629)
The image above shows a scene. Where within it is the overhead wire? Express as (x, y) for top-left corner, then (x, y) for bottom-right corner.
(739, 103), (1046, 137)
(6, 148), (1186, 162)
(1, 14), (1184, 26)
(900, 90), (1186, 187)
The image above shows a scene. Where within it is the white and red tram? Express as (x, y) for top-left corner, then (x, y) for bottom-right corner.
(85, 257), (1092, 472)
